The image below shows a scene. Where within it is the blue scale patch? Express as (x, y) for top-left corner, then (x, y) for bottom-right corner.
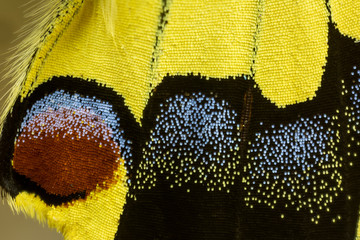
(349, 66), (360, 136)
(245, 114), (342, 223)
(342, 65), (360, 186)
(135, 92), (241, 192)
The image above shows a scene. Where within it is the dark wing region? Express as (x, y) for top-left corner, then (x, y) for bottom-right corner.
(116, 24), (360, 240)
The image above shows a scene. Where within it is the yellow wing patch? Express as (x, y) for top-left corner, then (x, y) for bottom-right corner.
(154, 0), (257, 81)
(329, 0), (360, 41)
(253, 0), (329, 107)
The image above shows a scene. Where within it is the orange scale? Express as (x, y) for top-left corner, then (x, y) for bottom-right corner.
(13, 107), (121, 197)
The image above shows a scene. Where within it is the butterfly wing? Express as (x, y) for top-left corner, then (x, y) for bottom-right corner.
(1, 0), (360, 240)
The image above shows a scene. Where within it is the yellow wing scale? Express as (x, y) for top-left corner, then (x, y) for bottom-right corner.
(253, 0), (329, 106)
(154, 0), (257, 81)
(329, 0), (360, 41)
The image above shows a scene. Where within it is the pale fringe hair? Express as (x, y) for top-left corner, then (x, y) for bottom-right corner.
(0, 0), (65, 137)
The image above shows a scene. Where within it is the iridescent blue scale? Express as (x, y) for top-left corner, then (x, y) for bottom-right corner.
(137, 92), (241, 191)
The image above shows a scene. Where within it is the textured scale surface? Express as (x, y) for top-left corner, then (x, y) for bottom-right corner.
(0, 0), (360, 239)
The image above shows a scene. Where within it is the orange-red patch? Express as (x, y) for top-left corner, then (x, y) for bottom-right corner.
(13, 107), (121, 196)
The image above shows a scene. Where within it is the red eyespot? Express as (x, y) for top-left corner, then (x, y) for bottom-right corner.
(13, 93), (126, 197)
